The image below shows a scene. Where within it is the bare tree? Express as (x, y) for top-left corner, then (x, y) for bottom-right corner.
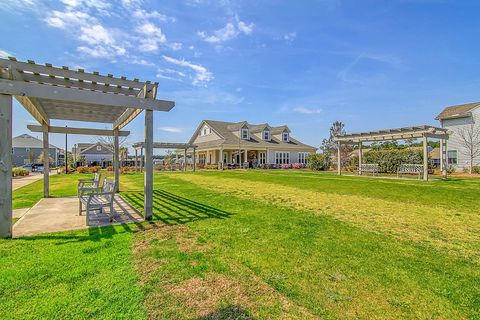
(94, 136), (128, 150)
(457, 122), (480, 174)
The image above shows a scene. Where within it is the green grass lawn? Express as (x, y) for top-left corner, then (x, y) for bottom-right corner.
(2, 171), (479, 319)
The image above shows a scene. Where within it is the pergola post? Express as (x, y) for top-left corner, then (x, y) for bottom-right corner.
(184, 148), (187, 172)
(0, 94), (12, 238)
(337, 141), (342, 175)
(113, 128), (119, 192)
(441, 139), (447, 179)
(358, 142), (363, 176)
(135, 148), (138, 172)
(423, 135), (428, 181)
(43, 122), (50, 197)
(193, 147), (196, 172)
(144, 110), (153, 220)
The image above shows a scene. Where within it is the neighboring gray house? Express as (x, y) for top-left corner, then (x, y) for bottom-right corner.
(188, 120), (317, 166)
(436, 102), (480, 170)
(73, 142), (113, 167)
(12, 134), (60, 167)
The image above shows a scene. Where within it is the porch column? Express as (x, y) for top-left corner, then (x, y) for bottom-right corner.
(441, 139), (447, 179)
(423, 135), (428, 181)
(193, 147), (196, 172)
(244, 149), (248, 165)
(358, 142), (363, 176)
(219, 147), (224, 170)
(337, 141), (342, 175)
(184, 148), (187, 172)
(135, 148), (138, 172)
(113, 128), (119, 192)
(144, 110), (153, 220)
(43, 122), (50, 197)
(0, 94), (12, 238)
(140, 147), (144, 173)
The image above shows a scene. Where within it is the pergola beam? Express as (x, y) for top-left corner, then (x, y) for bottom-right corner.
(27, 125), (130, 136)
(0, 79), (174, 112)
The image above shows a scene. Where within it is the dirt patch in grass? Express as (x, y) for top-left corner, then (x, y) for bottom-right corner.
(133, 225), (318, 319)
(173, 174), (480, 264)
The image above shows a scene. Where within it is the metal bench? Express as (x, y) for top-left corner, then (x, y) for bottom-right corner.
(77, 172), (102, 196)
(359, 163), (379, 176)
(397, 164), (423, 179)
(79, 178), (116, 225)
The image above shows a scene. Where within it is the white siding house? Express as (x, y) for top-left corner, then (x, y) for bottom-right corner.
(436, 102), (480, 171)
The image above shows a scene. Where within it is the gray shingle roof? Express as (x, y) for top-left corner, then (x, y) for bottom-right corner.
(436, 102), (480, 120)
(193, 120), (316, 150)
(12, 134), (59, 149)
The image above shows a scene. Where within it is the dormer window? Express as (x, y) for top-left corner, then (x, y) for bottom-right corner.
(263, 130), (271, 141)
(241, 128), (249, 140)
(282, 132), (289, 142)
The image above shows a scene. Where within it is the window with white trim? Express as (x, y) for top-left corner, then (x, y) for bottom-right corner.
(282, 132), (289, 142)
(259, 152), (266, 164)
(241, 128), (249, 140)
(263, 130), (270, 141)
(447, 150), (457, 164)
(298, 152), (309, 164)
(199, 153), (206, 164)
(275, 151), (290, 164)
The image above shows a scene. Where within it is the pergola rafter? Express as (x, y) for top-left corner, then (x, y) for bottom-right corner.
(0, 57), (175, 238)
(334, 125), (450, 180)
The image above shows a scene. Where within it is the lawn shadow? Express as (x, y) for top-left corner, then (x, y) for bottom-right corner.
(195, 305), (253, 320)
(123, 189), (233, 226)
(17, 190), (232, 243)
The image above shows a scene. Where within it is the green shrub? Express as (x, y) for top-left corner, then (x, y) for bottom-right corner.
(363, 149), (423, 173)
(12, 167), (30, 177)
(471, 166), (480, 174)
(205, 164), (218, 170)
(307, 154), (331, 171)
(446, 165), (456, 174)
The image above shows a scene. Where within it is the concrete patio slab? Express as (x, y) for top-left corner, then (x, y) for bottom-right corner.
(13, 208), (30, 219)
(13, 195), (143, 238)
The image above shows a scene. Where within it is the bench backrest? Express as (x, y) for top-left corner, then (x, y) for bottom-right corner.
(100, 178), (116, 203)
(93, 173), (102, 186)
(398, 164), (423, 173)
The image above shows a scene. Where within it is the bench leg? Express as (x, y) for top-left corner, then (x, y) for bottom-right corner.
(79, 200), (82, 215)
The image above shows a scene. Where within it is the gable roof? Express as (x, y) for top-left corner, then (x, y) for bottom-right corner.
(12, 134), (59, 149)
(436, 102), (480, 120)
(80, 142), (113, 155)
(190, 120), (316, 150)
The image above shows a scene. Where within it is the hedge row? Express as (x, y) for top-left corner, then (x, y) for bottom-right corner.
(362, 149), (423, 173)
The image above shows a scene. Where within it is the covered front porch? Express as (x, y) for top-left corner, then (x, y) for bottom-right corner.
(192, 148), (268, 168)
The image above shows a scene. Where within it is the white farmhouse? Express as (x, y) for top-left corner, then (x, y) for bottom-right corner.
(436, 102), (480, 170)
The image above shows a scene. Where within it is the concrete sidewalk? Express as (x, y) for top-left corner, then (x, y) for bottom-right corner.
(12, 171), (57, 191)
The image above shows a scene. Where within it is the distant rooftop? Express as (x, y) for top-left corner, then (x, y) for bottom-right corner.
(12, 134), (59, 149)
(436, 102), (480, 120)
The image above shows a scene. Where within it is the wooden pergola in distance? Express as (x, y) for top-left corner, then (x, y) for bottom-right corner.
(0, 57), (175, 238)
(131, 142), (197, 172)
(334, 125), (449, 180)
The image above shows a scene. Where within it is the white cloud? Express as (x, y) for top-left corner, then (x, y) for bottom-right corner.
(159, 126), (183, 133)
(133, 9), (175, 23)
(198, 17), (254, 43)
(284, 32), (296, 42)
(44, 10), (94, 29)
(0, 49), (12, 58)
(79, 24), (114, 45)
(136, 22), (167, 52)
(162, 55), (213, 85)
(293, 107), (322, 114)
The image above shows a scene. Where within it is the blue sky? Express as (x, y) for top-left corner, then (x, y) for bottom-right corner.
(2, 0), (480, 151)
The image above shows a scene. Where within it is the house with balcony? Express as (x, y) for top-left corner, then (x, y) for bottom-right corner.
(72, 142), (113, 167)
(188, 120), (317, 167)
(12, 134), (61, 167)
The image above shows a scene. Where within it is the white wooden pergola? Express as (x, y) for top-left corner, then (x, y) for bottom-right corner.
(131, 142), (197, 172)
(334, 125), (449, 180)
(0, 57), (175, 238)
